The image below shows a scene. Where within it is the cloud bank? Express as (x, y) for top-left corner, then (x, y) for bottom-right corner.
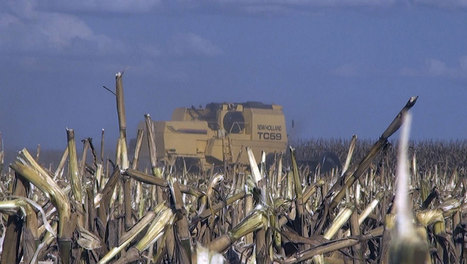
(169, 33), (223, 57)
(401, 57), (467, 79)
(9, 0), (467, 17)
(40, 0), (162, 13)
(2, 0), (465, 77)
(0, 0), (224, 75)
(0, 0), (123, 56)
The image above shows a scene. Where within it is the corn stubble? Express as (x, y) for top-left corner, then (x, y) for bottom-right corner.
(0, 76), (466, 263)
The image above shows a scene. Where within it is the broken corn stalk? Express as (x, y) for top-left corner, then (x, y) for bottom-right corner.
(10, 148), (72, 264)
(208, 206), (268, 253)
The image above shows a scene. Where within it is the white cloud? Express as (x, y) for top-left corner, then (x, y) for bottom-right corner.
(169, 33), (223, 57)
(138, 44), (162, 58)
(426, 59), (448, 76)
(459, 56), (467, 71)
(213, 0), (467, 8)
(214, 0), (398, 6)
(333, 64), (359, 77)
(182, 0), (400, 15)
(39, 13), (94, 49)
(400, 57), (467, 79)
(412, 0), (467, 8)
(40, 0), (162, 13)
(0, 0), (221, 78)
(0, 13), (20, 28)
(1, 1), (219, 59)
(152, 0), (467, 17)
(242, 5), (298, 15)
(7, 0), (467, 19)
(0, 0), (126, 55)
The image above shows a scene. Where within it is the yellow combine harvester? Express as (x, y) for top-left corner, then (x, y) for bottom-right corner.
(139, 102), (287, 170)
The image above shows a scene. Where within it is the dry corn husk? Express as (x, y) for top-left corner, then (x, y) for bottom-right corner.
(98, 210), (156, 264)
(209, 206), (268, 253)
(135, 204), (175, 252)
(324, 204), (354, 240)
(77, 226), (103, 250)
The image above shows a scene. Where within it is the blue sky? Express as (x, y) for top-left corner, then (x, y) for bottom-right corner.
(1, 0), (466, 150)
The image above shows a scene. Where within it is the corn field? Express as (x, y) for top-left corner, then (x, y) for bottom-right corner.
(0, 73), (466, 264)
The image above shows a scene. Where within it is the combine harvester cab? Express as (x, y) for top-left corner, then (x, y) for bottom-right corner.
(140, 102), (288, 170)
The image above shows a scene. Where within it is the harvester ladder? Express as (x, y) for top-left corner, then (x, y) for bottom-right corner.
(222, 136), (233, 164)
